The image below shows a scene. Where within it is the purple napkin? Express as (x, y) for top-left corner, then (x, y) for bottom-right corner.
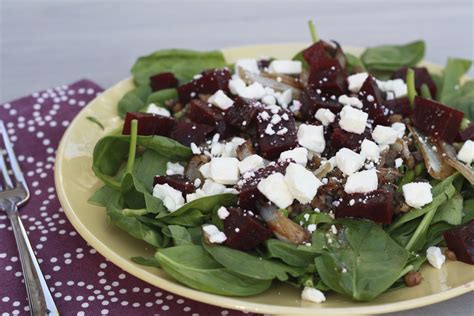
(0, 80), (253, 315)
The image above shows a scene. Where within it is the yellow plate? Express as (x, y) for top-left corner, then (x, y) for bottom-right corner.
(55, 43), (474, 315)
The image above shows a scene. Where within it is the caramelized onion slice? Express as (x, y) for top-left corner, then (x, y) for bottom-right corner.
(237, 67), (303, 97)
(259, 204), (309, 244)
(438, 142), (474, 185)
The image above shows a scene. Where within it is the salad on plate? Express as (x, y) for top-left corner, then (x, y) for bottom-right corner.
(88, 22), (474, 303)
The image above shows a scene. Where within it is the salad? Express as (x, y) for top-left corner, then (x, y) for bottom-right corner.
(89, 22), (474, 303)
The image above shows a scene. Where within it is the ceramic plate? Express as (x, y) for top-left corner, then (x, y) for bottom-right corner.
(55, 43), (474, 315)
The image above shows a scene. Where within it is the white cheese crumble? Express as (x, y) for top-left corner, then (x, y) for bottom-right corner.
(202, 224), (227, 244)
(239, 82), (266, 99)
(268, 60), (302, 74)
(335, 148), (365, 176)
(297, 124), (326, 153)
(376, 78), (407, 100)
(217, 206), (230, 220)
(277, 89), (293, 107)
(199, 162), (211, 178)
(301, 287), (326, 303)
(208, 90), (234, 110)
(315, 108), (336, 126)
(262, 94), (277, 105)
(457, 140), (474, 165)
(372, 125), (399, 145)
(186, 179), (233, 202)
(347, 72), (369, 92)
(307, 224), (317, 233)
(209, 157), (240, 185)
(165, 161), (184, 176)
(285, 163), (323, 204)
(280, 147), (308, 166)
(147, 103), (171, 116)
(361, 139), (380, 162)
(338, 95), (363, 108)
(152, 183), (184, 212)
(344, 169), (378, 194)
(235, 59), (260, 74)
(395, 158), (403, 168)
(228, 76), (246, 95)
(190, 142), (201, 154)
(391, 122), (406, 139)
(257, 173), (294, 209)
(426, 246), (446, 269)
(238, 154), (265, 173)
(402, 182), (433, 209)
(339, 105), (368, 134)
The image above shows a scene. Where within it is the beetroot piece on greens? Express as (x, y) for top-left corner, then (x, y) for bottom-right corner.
(330, 127), (365, 152)
(223, 207), (272, 251)
(383, 97), (413, 117)
(443, 220), (474, 265)
(412, 96), (464, 143)
(299, 86), (342, 121)
(358, 76), (391, 126)
(225, 97), (263, 131)
(335, 189), (394, 224)
(177, 68), (231, 104)
(169, 122), (215, 146)
(391, 67), (437, 99)
(255, 109), (298, 159)
(122, 112), (176, 136)
(186, 99), (231, 137)
(307, 58), (348, 96)
(459, 124), (474, 141)
(302, 40), (346, 68)
(153, 175), (195, 194)
(149, 72), (179, 92)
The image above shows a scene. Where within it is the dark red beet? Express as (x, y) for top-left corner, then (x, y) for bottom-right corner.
(225, 97), (263, 131)
(335, 190), (394, 224)
(223, 207), (272, 251)
(330, 127), (366, 152)
(153, 175), (195, 194)
(299, 86), (342, 121)
(177, 68), (231, 104)
(383, 97), (413, 117)
(257, 59), (271, 70)
(302, 40), (346, 68)
(412, 96), (464, 143)
(391, 67), (437, 99)
(149, 72), (179, 92)
(255, 109), (298, 159)
(459, 124), (474, 141)
(307, 58), (348, 95)
(237, 161), (289, 210)
(358, 76), (391, 126)
(169, 122), (215, 146)
(122, 112), (176, 136)
(444, 220), (474, 265)
(187, 99), (232, 138)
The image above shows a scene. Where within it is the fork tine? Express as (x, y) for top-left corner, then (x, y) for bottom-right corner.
(0, 146), (14, 189)
(0, 121), (27, 188)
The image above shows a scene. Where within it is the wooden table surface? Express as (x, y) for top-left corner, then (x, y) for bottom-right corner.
(1, 0), (472, 315)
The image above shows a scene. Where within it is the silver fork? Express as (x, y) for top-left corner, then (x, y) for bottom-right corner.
(0, 121), (58, 315)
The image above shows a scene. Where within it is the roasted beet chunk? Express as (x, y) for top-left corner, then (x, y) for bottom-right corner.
(149, 72), (179, 92)
(383, 97), (412, 117)
(444, 220), (474, 265)
(177, 68), (231, 104)
(459, 124), (474, 141)
(412, 96), (464, 143)
(330, 127), (365, 152)
(391, 67), (437, 99)
(256, 108), (298, 159)
(122, 112), (176, 136)
(358, 76), (391, 126)
(223, 207), (272, 251)
(307, 58), (348, 96)
(335, 190), (394, 224)
(169, 122), (214, 146)
(187, 99), (232, 138)
(237, 161), (289, 210)
(302, 40), (346, 69)
(153, 175), (195, 194)
(300, 86), (342, 121)
(225, 97), (262, 130)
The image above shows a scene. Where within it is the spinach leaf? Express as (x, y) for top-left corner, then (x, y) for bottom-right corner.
(443, 80), (474, 120)
(462, 198), (474, 224)
(203, 242), (304, 281)
(265, 239), (319, 267)
(163, 225), (193, 246)
(292, 50), (309, 70)
(361, 40), (425, 72)
(146, 88), (178, 107)
(121, 172), (165, 213)
(88, 185), (121, 208)
(133, 149), (168, 189)
(432, 193), (463, 226)
(155, 245), (272, 296)
(315, 219), (409, 301)
(345, 53), (365, 74)
(131, 256), (161, 268)
(86, 116), (105, 130)
(117, 85), (152, 118)
(437, 58), (472, 103)
(132, 49), (227, 86)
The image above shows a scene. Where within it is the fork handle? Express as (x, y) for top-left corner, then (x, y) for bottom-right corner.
(8, 212), (59, 315)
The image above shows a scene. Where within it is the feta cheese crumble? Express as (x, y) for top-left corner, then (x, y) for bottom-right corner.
(315, 108), (336, 126)
(238, 154), (265, 173)
(361, 139), (380, 162)
(426, 246), (446, 269)
(268, 60), (302, 74)
(147, 103), (171, 116)
(228, 76), (246, 95)
(257, 173), (294, 208)
(335, 148), (365, 175)
(208, 90), (234, 110)
(277, 89), (293, 107)
(280, 147), (308, 166)
(391, 122), (406, 139)
(297, 124), (326, 153)
(457, 140), (474, 165)
(239, 82), (266, 99)
(202, 224), (227, 244)
(372, 125), (399, 145)
(217, 206), (230, 220)
(395, 157), (403, 168)
(339, 105), (368, 134)
(338, 95), (363, 108)
(152, 183), (184, 212)
(209, 157), (240, 185)
(301, 287), (326, 303)
(166, 161), (184, 176)
(285, 163), (323, 204)
(402, 182), (433, 209)
(235, 59), (260, 74)
(347, 72), (369, 92)
(344, 169), (378, 194)
(376, 79), (407, 100)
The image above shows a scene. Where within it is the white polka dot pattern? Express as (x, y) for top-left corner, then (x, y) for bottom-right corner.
(0, 80), (246, 316)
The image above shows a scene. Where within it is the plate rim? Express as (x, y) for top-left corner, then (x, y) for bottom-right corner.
(54, 42), (474, 315)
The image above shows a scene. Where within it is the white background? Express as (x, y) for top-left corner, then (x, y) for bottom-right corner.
(0, 0), (473, 314)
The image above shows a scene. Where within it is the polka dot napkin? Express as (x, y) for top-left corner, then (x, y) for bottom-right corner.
(0, 80), (254, 316)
